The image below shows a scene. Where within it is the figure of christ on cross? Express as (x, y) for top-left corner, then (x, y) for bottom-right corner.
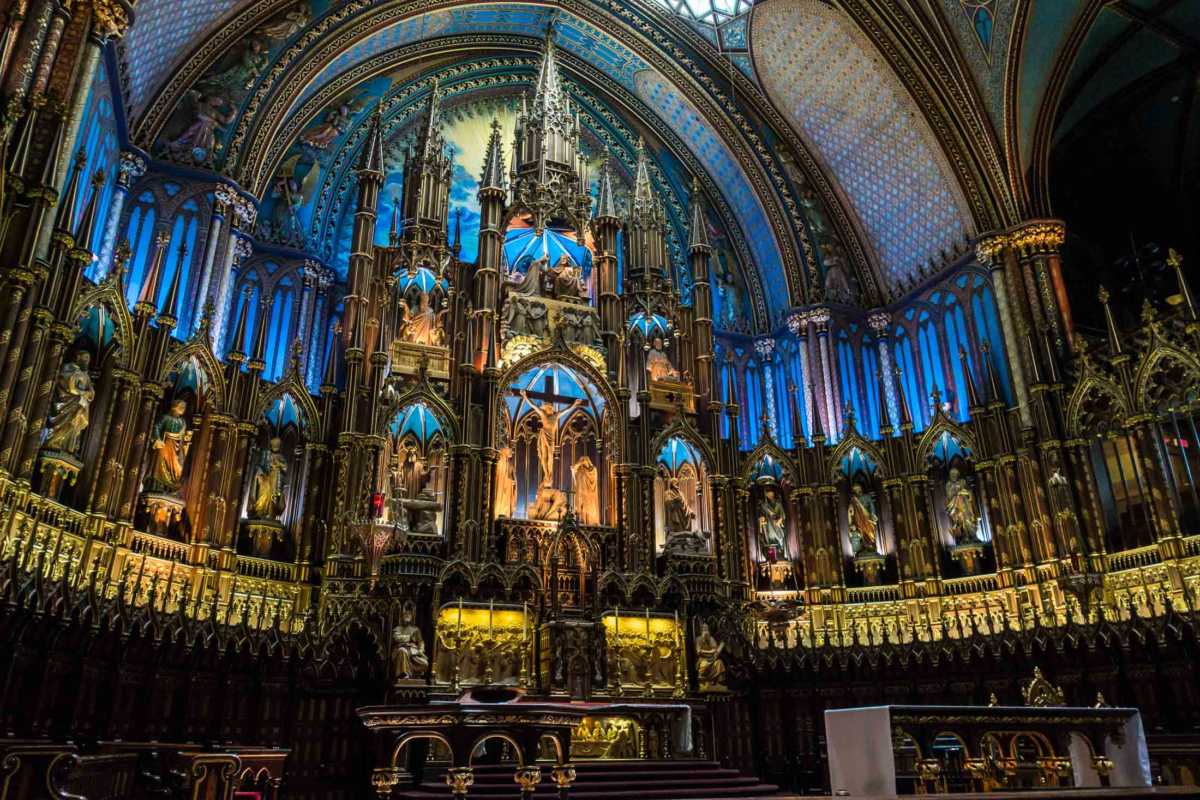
(519, 388), (585, 489)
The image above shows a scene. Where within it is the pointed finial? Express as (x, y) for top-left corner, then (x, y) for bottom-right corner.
(1097, 285), (1122, 355)
(480, 117), (507, 190)
(688, 177), (710, 253)
(981, 341), (1003, 403)
(959, 347), (980, 408)
(1168, 248), (1196, 320)
(54, 148), (88, 235)
(72, 169), (106, 252)
(594, 156), (619, 221)
(893, 365), (912, 427)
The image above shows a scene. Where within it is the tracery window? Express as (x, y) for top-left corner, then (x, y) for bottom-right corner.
(159, 198), (202, 333)
(123, 191), (158, 308)
(264, 275), (296, 380)
(653, 0), (753, 25)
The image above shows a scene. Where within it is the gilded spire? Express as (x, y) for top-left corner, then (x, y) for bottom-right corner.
(1097, 285), (1122, 355)
(533, 24), (564, 117)
(159, 238), (188, 322)
(54, 149), (87, 235)
(479, 118), (507, 190)
(594, 158), (619, 220)
(959, 347), (980, 409)
(633, 138), (654, 212)
(876, 368), (893, 433)
(136, 230), (171, 310)
(228, 286), (252, 358)
(688, 178), (710, 252)
(356, 104), (385, 175)
(72, 170), (106, 251)
(420, 78), (444, 162)
(893, 365), (913, 428)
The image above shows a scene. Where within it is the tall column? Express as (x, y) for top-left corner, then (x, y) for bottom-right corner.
(787, 312), (813, 444)
(192, 183), (233, 325)
(1010, 220), (1070, 351)
(755, 337), (777, 440)
(810, 308), (838, 439)
(976, 234), (1033, 427)
(0, 0), (52, 106)
(294, 260), (319, 377)
(307, 270), (332, 388)
(867, 311), (898, 433)
(96, 151), (145, 278)
(212, 230), (253, 353)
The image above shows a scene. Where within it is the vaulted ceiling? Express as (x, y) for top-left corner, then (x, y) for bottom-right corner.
(109, 0), (1191, 330)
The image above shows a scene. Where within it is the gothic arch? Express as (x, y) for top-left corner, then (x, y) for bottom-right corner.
(1066, 373), (1129, 438)
(915, 416), (978, 467)
(255, 374), (322, 440)
(828, 431), (886, 482)
(69, 281), (136, 369)
(1133, 345), (1200, 414)
(158, 338), (229, 412)
(741, 441), (799, 488)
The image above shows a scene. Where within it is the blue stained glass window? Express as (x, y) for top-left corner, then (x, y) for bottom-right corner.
(917, 310), (946, 426)
(123, 192), (159, 308)
(745, 358), (764, 447)
(943, 296), (973, 422)
(772, 356), (793, 448)
(265, 277), (296, 380)
(226, 277), (260, 358)
(894, 328), (922, 431)
(836, 331), (861, 437)
(861, 340), (881, 438)
(972, 279), (1012, 405)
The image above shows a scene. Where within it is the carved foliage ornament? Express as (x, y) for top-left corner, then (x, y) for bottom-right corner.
(93, 0), (134, 41)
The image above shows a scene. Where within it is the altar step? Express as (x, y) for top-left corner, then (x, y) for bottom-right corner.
(393, 759), (784, 799)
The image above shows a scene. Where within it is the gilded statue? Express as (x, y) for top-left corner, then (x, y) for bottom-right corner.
(494, 446), (517, 518)
(571, 455), (599, 525)
(847, 482), (880, 555)
(521, 391), (583, 488)
(757, 485), (789, 561)
(145, 399), (191, 494)
(695, 623), (727, 691)
(249, 437), (288, 520)
(945, 467), (980, 543)
(43, 350), (95, 456)
(398, 291), (446, 347)
(549, 255), (585, 299)
(391, 606), (430, 683)
(663, 477), (694, 534)
(646, 335), (679, 382)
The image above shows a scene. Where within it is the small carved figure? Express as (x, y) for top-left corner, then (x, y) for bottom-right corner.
(391, 606), (430, 682)
(664, 477), (694, 534)
(249, 436), (288, 520)
(571, 454), (599, 525)
(43, 350), (95, 455)
(145, 399), (191, 494)
(695, 622), (727, 691)
(549, 255), (585, 299)
(757, 485), (789, 561)
(494, 446), (517, 518)
(646, 335), (679, 382)
(847, 482), (880, 555)
(945, 467), (980, 543)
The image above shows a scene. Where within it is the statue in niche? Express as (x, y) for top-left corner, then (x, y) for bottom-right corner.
(204, 38), (269, 96)
(256, 1), (310, 41)
(300, 103), (353, 151)
(549, 255), (585, 300)
(398, 291), (446, 347)
(695, 623), (727, 691)
(945, 467), (981, 544)
(391, 606), (430, 683)
(164, 92), (236, 165)
(821, 251), (856, 305)
(521, 390), (584, 489)
(847, 482), (880, 556)
(757, 485), (789, 561)
(145, 399), (192, 495)
(664, 477), (694, 534)
(571, 455), (599, 525)
(494, 446), (516, 518)
(43, 350), (95, 456)
(507, 255), (548, 297)
(646, 335), (679, 382)
(248, 436), (288, 520)
(714, 257), (747, 329)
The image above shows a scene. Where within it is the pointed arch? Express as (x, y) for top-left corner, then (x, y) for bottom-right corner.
(741, 441), (799, 487)
(159, 339), (229, 412)
(1066, 372), (1129, 438)
(1133, 345), (1200, 414)
(915, 416), (978, 467)
(70, 283), (136, 369)
(828, 431), (886, 482)
(256, 374), (322, 440)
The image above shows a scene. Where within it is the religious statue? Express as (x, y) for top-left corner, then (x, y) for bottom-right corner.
(494, 446), (517, 518)
(571, 455), (599, 525)
(558, 308), (601, 346)
(646, 336), (680, 382)
(847, 482), (880, 556)
(248, 437), (288, 520)
(145, 399), (191, 495)
(945, 467), (980, 543)
(508, 255), (548, 297)
(391, 606), (430, 683)
(530, 481), (567, 521)
(757, 485), (789, 561)
(164, 91), (236, 165)
(43, 350), (95, 456)
(695, 623), (727, 691)
(300, 103), (353, 150)
(520, 390), (584, 488)
(549, 255), (585, 299)
(663, 477), (694, 534)
(398, 291), (446, 346)
(256, 1), (310, 40)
